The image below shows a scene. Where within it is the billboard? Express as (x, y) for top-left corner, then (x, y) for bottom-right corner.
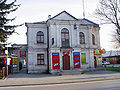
(81, 53), (86, 63)
(52, 53), (60, 69)
(73, 52), (80, 68)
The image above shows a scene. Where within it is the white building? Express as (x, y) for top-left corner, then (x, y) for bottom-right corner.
(25, 11), (102, 74)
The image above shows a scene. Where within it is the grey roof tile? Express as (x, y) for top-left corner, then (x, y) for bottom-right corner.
(78, 18), (99, 27)
(33, 21), (46, 24)
(102, 51), (120, 57)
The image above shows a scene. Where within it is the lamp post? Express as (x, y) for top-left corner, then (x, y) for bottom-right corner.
(5, 43), (8, 78)
(5, 36), (11, 78)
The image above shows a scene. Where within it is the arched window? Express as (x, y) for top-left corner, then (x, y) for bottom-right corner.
(92, 34), (95, 45)
(36, 31), (44, 43)
(61, 28), (69, 47)
(79, 32), (85, 44)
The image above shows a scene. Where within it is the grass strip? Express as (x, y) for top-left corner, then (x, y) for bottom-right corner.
(105, 67), (120, 72)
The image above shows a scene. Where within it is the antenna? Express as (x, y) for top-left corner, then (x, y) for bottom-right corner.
(82, 0), (85, 18)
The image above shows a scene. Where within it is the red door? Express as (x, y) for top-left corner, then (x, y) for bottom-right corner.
(62, 55), (70, 70)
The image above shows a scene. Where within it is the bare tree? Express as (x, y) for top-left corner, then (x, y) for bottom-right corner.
(95, 0), (120, 48)
(112, 31), (120, 48)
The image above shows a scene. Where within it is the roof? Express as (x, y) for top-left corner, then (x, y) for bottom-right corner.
(49, 10), (78, 20)
(79, 18), (99, 27)
(11, 44), (27, 48)
(102, 51), (120, 57)
(33, 21), (46, 24)
(27, 11), (99, 27)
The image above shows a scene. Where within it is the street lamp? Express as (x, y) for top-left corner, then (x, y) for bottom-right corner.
(5, 43), (8, 78)
(5, 36), (12, 78)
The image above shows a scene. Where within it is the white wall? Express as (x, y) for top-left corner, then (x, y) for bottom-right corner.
(27, 24), (48, 73)
(26, 17), (100, 73)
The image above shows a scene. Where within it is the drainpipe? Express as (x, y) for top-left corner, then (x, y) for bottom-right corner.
(47, 26), (49, 73)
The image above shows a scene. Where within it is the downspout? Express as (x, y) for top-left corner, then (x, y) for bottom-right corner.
(47, 26), (49, 73)
(25, 23), (29, 73)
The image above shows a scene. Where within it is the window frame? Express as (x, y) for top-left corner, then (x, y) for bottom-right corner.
(79, 32), (85, 44)
(37, 54), (44, 65)
(36, 31), (44, 43)
(61, 28), (70, 47)
(92, 34), (95, 45)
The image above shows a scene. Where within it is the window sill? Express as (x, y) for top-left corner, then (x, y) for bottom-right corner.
(61, 46), (71, 48)
(35, 64), (47, 66)
(34, 43), (46, 45)
(93, 44), (97, 46)
(80, 43), (85, 45)
(36, 42), (44, 44)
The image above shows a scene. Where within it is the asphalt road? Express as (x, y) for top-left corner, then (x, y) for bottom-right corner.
(0, 79), (120, 90)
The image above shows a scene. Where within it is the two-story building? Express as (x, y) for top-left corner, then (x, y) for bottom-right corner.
(25, 11), (101, 74)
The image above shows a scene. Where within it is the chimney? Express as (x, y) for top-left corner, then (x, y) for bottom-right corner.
(48, 15), (51, 19)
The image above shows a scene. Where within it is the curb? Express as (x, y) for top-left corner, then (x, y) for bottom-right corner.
(0, 77), (120, 87)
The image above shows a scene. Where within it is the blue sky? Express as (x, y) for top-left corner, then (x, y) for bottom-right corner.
(7, 0), (115, 51)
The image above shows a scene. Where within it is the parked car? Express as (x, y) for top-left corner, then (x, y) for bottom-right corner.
(102, 61), (110, 65)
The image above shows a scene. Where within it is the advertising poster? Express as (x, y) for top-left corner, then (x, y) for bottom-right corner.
(4, 57), (7, 64)
(98, 56), (102, 63)
(81, 53), (86, 63)
(12, 58), (17, 64)
(11, 54), (17, 68)
(73, 52), (80, 68)
(20, 51), (26, 57)
(52, 53), (60, 69)
(4, 58), (12, 65)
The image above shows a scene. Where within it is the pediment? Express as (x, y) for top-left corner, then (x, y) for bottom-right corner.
(50, 11), (78, 21)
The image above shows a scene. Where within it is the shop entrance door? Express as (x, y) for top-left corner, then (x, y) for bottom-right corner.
(94, 56), (97, 68)
(62, 55), (70, 70)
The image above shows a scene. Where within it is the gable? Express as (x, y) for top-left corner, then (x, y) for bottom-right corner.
(50, 11), (78, 21)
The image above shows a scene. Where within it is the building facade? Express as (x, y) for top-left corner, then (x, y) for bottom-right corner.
(25, 11), (102, 74)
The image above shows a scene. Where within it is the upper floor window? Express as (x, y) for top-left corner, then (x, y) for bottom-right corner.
(61, 28), (69, 47)
(79, 32), (85, 44)
(37, 54), (44, 65)
(37, 31), (44, 43)
(92, 34), (95, 45)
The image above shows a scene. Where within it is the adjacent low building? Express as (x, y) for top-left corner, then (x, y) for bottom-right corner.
(102, 51), (120, 64)
(25, 11), (102, 74)
(11, 44), (27, 73)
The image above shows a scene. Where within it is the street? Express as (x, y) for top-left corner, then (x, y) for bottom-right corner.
(0, 79), (120, 90)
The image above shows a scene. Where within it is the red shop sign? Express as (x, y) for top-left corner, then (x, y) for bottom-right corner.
(73, 52), (81, 68)
(63, 51), (69, 55)
(52, 53), (60, 70)
(20, 51), (26, 57)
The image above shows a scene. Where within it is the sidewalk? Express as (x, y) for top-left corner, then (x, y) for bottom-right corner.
(0, 70), (120, 87)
